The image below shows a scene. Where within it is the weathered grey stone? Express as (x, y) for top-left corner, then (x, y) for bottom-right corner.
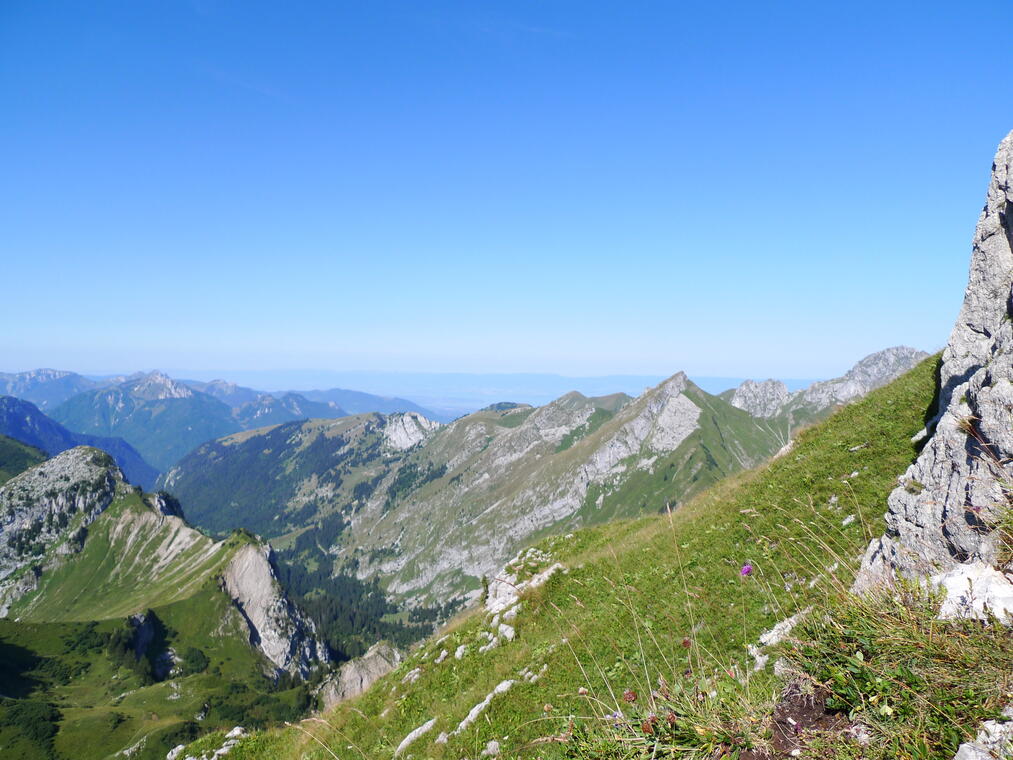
(222, 543), (329, 677)
(0, 448), (120, 614)
(855, 131), (1013, 591)
(931, 562), (1013, 621)
(730, 380), (791, 418)
(953, 707), (1013, 760)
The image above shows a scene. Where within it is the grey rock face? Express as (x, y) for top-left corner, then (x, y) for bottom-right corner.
(791, 346), (929, 413)
(383, 412), (441, 450)
(855, 131), (1013, 590)
(222, 543), (329, 677)
(0, 447), (120, 613)
(730, 380), (791, 418)
(316, 641), (402, 710)
(362, 373), (705, 602)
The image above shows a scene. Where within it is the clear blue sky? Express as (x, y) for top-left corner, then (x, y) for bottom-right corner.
(3, 1), (1011, 378)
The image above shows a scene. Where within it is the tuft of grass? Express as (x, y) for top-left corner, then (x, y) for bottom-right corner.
(786, 583), (1013, 759)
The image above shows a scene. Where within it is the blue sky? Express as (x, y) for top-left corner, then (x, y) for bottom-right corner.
(3, 1), (1012, 379)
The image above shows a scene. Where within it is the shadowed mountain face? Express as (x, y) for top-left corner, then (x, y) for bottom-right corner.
(49, 373), (239, 473)
(0, 396), (159, 489)
(0, 369), (103, 410)
(49, 372), (354, 472)
(0, 434), (46, 485)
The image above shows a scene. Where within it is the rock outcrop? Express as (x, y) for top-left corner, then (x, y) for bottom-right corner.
(855, 131), (1013, 590)
(383, 411), (441, 450)
(316, 641), (402, 710)
(0, 447), (120, 613)
(730, 379), (791, 418)
(222, 543), (329, 677)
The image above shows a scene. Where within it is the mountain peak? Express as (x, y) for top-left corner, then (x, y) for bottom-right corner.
(843, 346), (930, 387)
(121, 370), (194, 400)
(730, 379), (791, 418)
(856, 129), (1013, 590)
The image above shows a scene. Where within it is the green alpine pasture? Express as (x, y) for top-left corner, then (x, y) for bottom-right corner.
(0, 433), (46, 485)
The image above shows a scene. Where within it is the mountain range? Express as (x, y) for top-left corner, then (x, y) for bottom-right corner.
(160, 346), (925, 609)
(0, 396), (160, 489)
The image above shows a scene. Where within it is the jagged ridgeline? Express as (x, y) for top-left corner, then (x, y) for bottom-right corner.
(161, 375), (791, 608)
(169, 347), (940, 759)
(162, 351), (922, 615)
(0, 447), (327, 760)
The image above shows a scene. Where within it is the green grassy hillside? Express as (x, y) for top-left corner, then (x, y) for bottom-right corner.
(0, 590), (313, 760)
(0, 434), (46, 484)
(9, 493), (240, 622)
(163, 378), (784, 613)
(186, 354), (941, 759)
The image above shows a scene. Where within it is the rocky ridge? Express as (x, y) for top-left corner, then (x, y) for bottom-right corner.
(729, 346), (928, 423)
(345, 372), (773, 603)
(0, 448), (327, 677)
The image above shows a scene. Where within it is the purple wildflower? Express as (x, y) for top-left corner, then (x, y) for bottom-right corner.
(740, 564), (753, 576)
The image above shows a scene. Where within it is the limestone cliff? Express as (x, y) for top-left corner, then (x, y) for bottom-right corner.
(222, 543), (330, 678)
(855, 130), (1013, 589)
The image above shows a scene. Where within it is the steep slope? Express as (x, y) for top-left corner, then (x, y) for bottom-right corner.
(728, 346), (928, 430)
(0, 368), (103, 410)
(0, 434), (46, 485)
(186, 349), (940, 760)
(0, 395), (159, 489)
(0, 448), (329, 759)
(51, 372), (239, 471)
(162, 377), (786, 608)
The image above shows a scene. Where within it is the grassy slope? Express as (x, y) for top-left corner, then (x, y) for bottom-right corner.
(0, 588), (309, 760)
(208, 355), (939, 759)
(10, 493), (241, 622)
(0, 434), (46, 485)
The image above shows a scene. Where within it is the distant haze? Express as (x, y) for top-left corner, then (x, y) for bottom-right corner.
(143, 369), (817, 417)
